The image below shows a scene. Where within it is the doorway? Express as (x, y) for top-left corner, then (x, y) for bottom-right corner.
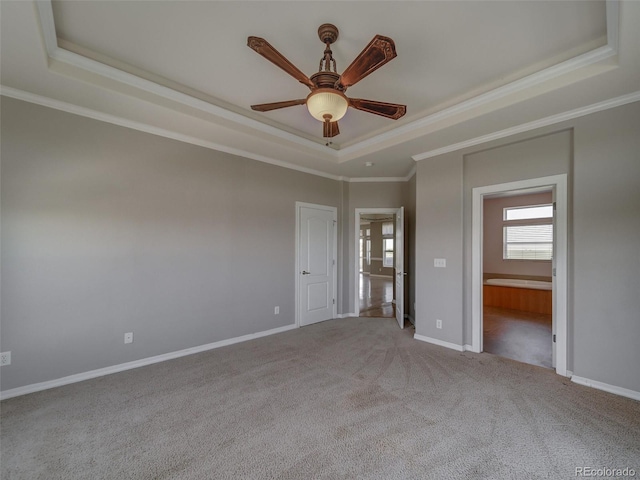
(359, 213), (396, 318)
(355, 208), (405, 328)
(482, 189), (553, 368)
(471, 175), (568, 376)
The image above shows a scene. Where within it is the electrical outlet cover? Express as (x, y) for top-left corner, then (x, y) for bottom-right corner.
(0, 351), (11, 366)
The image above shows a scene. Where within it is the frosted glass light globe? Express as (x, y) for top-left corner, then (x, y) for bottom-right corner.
(306, 89), (348, 122)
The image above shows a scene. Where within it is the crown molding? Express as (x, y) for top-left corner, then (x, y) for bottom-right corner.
(348, 177), (408, 183)
(33, 1), (337, 159)
(341, 47), (617, 159)
(338, 1), (620, 160)
(0, 86), (344, 181)
(411, 90), (640, 161)
(34, 0), (620, 164)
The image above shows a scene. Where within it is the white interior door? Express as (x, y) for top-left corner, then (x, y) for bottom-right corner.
(299, 205), (336, 326)
(395, 207), (405, 329)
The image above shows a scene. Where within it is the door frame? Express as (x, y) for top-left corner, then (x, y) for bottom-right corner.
(295, 202), (338, 328)
(354, 208), (403, 318)
(470, 174), (568, 376)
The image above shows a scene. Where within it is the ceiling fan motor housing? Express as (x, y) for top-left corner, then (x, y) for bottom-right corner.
(310, 71), (341, 89)
(318, 24), (339, 45)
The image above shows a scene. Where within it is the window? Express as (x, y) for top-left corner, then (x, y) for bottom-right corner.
(359, 227), (371, 271)
(381, 222), (394, 236)
(382, 221), (394, 267)
(383, 239), (394, 267)
(503, 204), (553, 260)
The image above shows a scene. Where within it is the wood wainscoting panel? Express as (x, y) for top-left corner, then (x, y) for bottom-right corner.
(483, 285), (552, 315)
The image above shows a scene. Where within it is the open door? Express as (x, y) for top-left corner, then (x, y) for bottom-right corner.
(395, 207), (405, 329)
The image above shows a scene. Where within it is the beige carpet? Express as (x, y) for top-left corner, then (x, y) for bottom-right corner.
(1, 317), (639, 479)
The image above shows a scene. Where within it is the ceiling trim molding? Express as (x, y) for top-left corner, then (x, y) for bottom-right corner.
(340, 1), (619, 159)
(0, 85), (417, 183)
(34, 0), (619, 163)
(33, 1), (337, 159)
(348, 177), (408, 183)
(412, 90), (640, 161)
(0, 85), (344, 181)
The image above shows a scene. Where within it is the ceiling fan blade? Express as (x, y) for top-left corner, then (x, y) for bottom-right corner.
(247, 37), (314, 89)
(338, 35), (397, 89)
(251, 99), (307, 112)
(349, 99), (406, 120)
(323, 120), (340, 138)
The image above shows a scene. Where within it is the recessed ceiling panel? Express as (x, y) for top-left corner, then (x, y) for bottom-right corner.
(50, 1), (607, 146)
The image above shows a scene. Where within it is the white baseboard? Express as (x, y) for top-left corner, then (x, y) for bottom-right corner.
(369, 274), (393, 278)
(414, 333), (465, 352)
(571, 375), (640, 402)
(463, 344), (474, 352)
(337, 312), (358, 319)
(0, 323), (297, 401)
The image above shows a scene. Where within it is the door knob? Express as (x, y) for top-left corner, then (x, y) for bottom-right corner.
(302, 270), (311, 275)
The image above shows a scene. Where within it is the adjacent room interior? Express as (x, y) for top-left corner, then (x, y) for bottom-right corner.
(482, 190), (554, 369)
(1, 1), (639, 478)
(358, 213), (396, 318)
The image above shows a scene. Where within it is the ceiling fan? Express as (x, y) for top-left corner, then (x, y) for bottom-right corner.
(247, 24), (406, 143)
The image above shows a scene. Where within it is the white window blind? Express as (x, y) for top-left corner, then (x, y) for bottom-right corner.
(504, 225), (553, 260)
(503, 204), (553, 261)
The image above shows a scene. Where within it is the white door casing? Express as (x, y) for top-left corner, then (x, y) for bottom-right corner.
(471, 174), (568, 376)
(296, 203), (337, 327)
(551, 189), (558, 368)
(354, 207), (405, 327)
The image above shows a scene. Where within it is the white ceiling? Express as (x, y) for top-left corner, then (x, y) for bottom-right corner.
(1, 1), (639, 180)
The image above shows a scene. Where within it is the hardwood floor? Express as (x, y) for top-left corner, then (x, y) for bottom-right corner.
(483, 306), (552, 369)
(359, 273), (395, 318)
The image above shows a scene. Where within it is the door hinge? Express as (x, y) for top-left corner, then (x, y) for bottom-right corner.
(333, 299), (335, 305)
(553, 334), (556, 343)
(332, 259), (335, 265)
(553, 268), (556, 276)
(553, 201), (556, 211)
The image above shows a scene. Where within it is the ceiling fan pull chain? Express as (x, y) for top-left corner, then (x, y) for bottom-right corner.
(323, 117), (333, 146)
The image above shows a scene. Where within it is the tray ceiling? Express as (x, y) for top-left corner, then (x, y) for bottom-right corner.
(2, 1), (639, 179)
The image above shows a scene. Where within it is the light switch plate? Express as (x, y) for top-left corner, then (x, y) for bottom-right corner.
(434, 258), (447, 268)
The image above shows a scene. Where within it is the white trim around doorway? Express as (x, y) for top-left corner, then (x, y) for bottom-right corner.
(354, 208), (401, 317)
(471, 174), (568, 376)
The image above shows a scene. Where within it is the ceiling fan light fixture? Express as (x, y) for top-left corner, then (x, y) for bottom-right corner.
(306, 89), (348, 122)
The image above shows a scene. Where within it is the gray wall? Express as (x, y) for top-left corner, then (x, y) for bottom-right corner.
(571, 102), (640, 392)
(415, 102), (640, 393)
(5, 95), (637, 396)
(483, 191), (553, 278)
(0, 98), (342, 391)
(415, 154), (464, 345)
(415, 131), (570, 349)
